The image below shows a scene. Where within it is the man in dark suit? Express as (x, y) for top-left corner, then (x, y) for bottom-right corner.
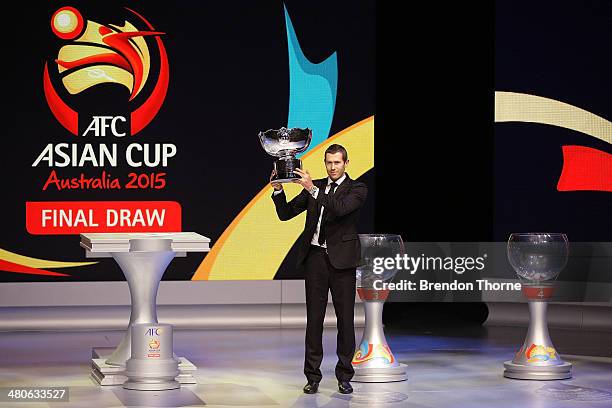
(271, 144), (367, 395)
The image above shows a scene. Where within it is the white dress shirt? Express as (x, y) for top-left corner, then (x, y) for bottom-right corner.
(311, 174), (346, 248)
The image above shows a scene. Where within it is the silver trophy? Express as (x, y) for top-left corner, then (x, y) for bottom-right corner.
(258, 127), (312, 183)
(503, 232), (572, 380)
(352, 234), (408, 382)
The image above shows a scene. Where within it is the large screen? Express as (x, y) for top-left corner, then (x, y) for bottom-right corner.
(1, 1), (375, 282)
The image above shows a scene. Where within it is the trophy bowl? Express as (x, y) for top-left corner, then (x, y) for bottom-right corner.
(507, 232), (568, 299)
(352, 234), (407, 382)
(258, 127), (312, 183)
(356, 234), (405, 297)
(503, 232), (572, 380)
(507, 232), (568, 283)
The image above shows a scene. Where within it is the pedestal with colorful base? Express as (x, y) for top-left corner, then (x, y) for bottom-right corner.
(351, 234), (407, 383)
(503, 232), (572, 381)
(352, 289), (407, 382)
(504, 285), (572, 380)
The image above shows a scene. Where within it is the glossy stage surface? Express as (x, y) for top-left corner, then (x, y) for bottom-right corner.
(1, 325), (611, 408)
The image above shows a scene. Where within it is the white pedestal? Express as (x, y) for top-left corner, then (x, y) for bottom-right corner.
(352, 300), (407, 382)
(91, 347), (198, 385)
(81, 233), (210, 387)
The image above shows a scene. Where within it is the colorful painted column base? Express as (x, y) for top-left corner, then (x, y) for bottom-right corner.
(504, 293), (572, 380)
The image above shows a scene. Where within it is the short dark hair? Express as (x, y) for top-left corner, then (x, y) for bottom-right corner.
(324, 144), (348, 162)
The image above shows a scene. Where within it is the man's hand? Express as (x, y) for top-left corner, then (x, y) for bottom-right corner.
(293, 168), (314, 191)
(270, 169), (283, 191)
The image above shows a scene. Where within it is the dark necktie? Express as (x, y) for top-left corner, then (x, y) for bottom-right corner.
(318, 182), (338, 245)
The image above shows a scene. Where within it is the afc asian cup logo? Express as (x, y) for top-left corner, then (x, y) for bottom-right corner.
(43, 6), (169, 136)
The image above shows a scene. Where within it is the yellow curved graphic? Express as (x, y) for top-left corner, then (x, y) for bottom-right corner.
(62, 64), (134, 94)
(495, 91), (612, 145)
(192, 116), (374, 280)
(0, 249), (97, 269)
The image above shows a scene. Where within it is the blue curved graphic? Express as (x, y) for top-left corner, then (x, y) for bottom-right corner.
(284, 5), (338, 156)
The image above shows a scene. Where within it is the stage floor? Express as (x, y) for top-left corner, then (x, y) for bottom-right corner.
(1, 325), (611, 408)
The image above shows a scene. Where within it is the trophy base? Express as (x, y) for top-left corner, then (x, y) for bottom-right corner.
(503, 360), (572, 380)
(123, 379), (180, 391)
(272, 177), (300, 184)
(273, 158), (302, 183)
(91, 347), (197, 386)
(352, 364), (408, 383)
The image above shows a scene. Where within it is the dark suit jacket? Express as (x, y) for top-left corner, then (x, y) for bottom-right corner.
(272, 174), (368, 270)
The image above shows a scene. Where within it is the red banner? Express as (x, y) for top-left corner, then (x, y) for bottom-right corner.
(26, 201), (181, 235)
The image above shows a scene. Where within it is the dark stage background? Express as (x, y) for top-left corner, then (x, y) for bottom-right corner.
(381, 0), (611, 326)
(377, 1), (494, 326)
(2, 1), (610, 326)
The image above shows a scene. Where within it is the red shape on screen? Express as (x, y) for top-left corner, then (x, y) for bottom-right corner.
(0, 260), (69, 277)
(557, 145), (612, 192)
